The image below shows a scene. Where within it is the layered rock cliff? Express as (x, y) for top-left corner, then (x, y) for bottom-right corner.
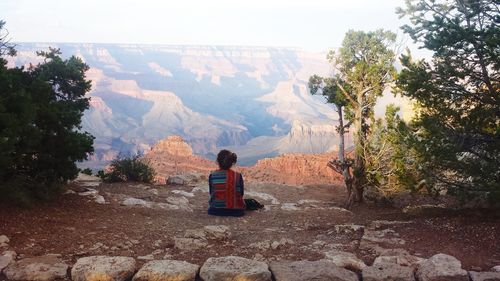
(145, 136), (342, 186)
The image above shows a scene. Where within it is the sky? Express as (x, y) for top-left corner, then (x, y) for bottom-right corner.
(0, 0), (421, 52)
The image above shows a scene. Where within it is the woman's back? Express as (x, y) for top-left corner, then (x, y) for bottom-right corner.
(208, 150), (245, 217)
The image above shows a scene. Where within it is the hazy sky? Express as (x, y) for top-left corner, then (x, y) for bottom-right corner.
(0, 0), (415, 51)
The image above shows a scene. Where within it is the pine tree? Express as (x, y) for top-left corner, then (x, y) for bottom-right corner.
(396, 0), (500, 198)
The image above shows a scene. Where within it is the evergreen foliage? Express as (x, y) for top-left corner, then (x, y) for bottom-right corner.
(310, 30), (397, 205)
(97, 155), (156, 183)
(0, 25), (94, 204)
(396, 0), (500, 199)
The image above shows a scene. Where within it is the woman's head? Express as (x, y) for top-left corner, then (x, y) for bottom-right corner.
(216, 150), (237, 170)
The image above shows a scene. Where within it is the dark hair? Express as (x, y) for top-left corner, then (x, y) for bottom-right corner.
(217, 150), (237, 170)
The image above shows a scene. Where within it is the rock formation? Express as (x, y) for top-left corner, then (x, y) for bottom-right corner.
(144, 136), (342, 186)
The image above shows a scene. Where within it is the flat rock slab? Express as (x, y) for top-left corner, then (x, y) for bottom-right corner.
(133, 260), (199, 281)
(470, 271), (500, 281)
(200, 256), (272, 281)
(174, 238), (208, 251)
(363, 263), (415, 281)
(416, 254), (468, 281)
(3, 254), (68, 281)
(71, 256), (136, 281)
(270, 260), (358, 281)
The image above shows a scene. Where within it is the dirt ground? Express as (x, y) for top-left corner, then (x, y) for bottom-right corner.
(1, 177), (499, 279)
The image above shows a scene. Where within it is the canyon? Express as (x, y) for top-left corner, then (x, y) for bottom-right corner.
(8, 43), (341, 168)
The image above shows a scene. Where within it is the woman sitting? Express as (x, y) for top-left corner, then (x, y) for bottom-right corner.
(208, 150), (245, 217)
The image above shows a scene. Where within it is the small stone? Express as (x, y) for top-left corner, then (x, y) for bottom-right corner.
(185, 229), (207, 240)
(493, 266), (500, 272)
(204, 225), (231, 240)
(133, 260), (199, 281)
(281, 203), (300, 211)
(94, 195), (106, 204)
(469, 271), (500, 281)
(0, 235), (9, 244)
(122, 198), (152, 208)
(200, 256), (272, 281)
(248, 241), (271, 251)
(174, 238), (208, 251)
(4, 254), (68, 281)
(270, 260), (358, 281)
(71, 256), (136, 281)
(137, 254), (155, 261)
(334, 224), (365, 234)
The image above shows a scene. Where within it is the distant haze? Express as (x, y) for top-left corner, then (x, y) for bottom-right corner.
(0, 0), (422, 52)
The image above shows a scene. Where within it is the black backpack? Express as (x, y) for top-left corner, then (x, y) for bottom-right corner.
(244, 198), (264, 211)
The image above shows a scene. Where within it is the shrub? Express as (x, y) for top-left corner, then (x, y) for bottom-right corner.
(80, 168), (93, 175)
(98, 155), (156, 183)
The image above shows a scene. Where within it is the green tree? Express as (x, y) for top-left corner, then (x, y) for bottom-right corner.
(309, 75), (354, 205)
(0, 39), (94, 203)
(311, 30), (397, 205)
(396, 0), (500, 198)
(365, 105), (424, 199)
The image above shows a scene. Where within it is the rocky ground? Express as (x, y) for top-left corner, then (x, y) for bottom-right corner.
(0, 174), (499, 280)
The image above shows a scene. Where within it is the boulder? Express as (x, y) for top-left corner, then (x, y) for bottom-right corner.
(199, 256), (272, 281)
(324, 249), (366, 271)
(416, 253), (468, 281)
(71, 256), (136, 281)
(0, 251), (16, 273)
(270, 260), (358, 281)
(3, 254), (68, 281)
(469, 271), (500, 281)
(203, 225), (231, 240)
(167, 175), (188, 185)
(133, 260), (199, 281)
(363, 263), (415, 281)
(174, 238), (208, 251)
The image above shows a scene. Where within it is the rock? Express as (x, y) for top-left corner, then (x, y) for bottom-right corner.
(184, 229), (207, 240)
(493, 266), (500, 272)
(469, 271), (500, 281)
(133, 260), (199, 281)
(363, 263), (415, 281)
(416, 253), (468, 281)
(71, 256), (136, 281)
(270, 238), (294, 250)
(0, 235), (9, 245)
(374, 254), (425, 269)
(0, 251), (16, 273)
(403, 204), (448, 216)
(270, 260), (358, 281)
(4, 254), (68, 281)
(122, 198), (152, 207)
(248, 241), (271, 251)
(174, 238), (208, 251)
(137, 254), (155, 261)
(171, 190), (195, 197)
(167, 175), (188, 185)
(333, 224), (364, 235)
(79, 188), (99, 197)
(361, 229), (406, 247)
(204, 225), (230, 240)
(281, 203), (300, 211)
(246, 191), (280, 205)
(167, 174), (204, 186)
(199, 256), (272, 281)
(94, 195), (106, 204)
(324, 249), (366, 271)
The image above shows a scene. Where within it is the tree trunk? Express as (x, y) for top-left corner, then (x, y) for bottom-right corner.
(337, 107), (354, 206)
(350, 95), (366, 205)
